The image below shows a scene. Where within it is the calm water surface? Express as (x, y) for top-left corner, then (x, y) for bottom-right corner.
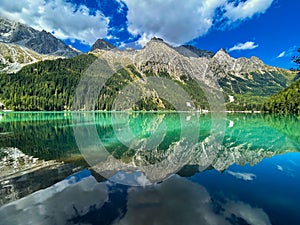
(0, 112), (299, 225)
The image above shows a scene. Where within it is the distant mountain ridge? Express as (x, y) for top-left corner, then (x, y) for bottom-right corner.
(89, 38), (296, 111)
(0, 17), (81, 72)
(0, 18), (297, 111)
(0, 18), (79, 57)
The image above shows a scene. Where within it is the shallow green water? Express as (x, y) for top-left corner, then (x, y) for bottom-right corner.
(0, 112), (300, 225)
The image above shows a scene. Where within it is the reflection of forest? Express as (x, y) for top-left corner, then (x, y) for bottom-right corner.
(1, 112), (300, 203)
(263, 114), (300, 148)
(0, 112), (299, 170)
(0, 113), (79, 160)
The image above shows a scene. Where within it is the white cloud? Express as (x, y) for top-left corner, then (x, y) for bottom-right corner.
(277, 51), (286, 58)
(123, 0), (274, 46)
(224, 0), (274, 22)
(276, 46), (298, 58)
(0, 0), (109, 45)
(228, 41), (259, 52)
(123, 0), (227, 46)
(227, 170), (256, 181)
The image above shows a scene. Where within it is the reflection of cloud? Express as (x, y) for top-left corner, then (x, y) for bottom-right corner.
(0, 174), (108, 225)
(276, 164), (296, 178)
(224, 201), (272, 225)
(227, 170), (256, 181)
(277, 165), (283, 171)
(113, 176), (270, 225)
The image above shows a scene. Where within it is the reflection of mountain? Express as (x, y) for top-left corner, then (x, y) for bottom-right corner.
(0, 147), (77, 206)
(1, 112), (299, 185)
(0, 170), (109, 225)
(79, 113), (299, 183)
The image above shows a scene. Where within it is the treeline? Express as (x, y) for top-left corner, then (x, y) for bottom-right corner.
(0, 54), (97, 110)
(0, 54), (210, 111)
(262, 77), (300, 114)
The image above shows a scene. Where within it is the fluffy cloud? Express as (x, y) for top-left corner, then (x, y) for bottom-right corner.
(227, 170), (256, 181)
(123, 0), (274, 46)
(123, 0), (227, 46)
(228, 41), (259, 52)
(0, 0), (109, 45)
(224, 0), (274, 22)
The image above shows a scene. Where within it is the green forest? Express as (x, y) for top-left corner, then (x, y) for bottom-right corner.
(0, 54), (96, 110)
(262, 48), (300, 115)
(262, 77), (300, 114)
(0, 54), (210, 111)
(0, 50), (299, 113)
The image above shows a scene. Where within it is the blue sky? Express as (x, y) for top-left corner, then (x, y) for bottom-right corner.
(0, 0), (299, 69)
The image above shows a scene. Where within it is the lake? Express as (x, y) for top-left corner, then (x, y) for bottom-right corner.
(0, 112), (300, 225)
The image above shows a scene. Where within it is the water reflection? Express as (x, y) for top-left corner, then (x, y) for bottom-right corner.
(0, 170), (272, 225)
(0, 112), (300, 185)
(0, 112), (300, 224)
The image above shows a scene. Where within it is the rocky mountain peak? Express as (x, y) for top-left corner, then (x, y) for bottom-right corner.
(175, 45), (214, 58)
(91, 38), (116, 51)
(0, 17), (79, 58)
(150, 37), (164, 42)
(213, 48), (231, 60)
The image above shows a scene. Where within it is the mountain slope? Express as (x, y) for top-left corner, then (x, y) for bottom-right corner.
(0, 54), (97, 110)
(0, 18), (79, 58)
(262, 76), (300, 114)
(0, 38), (296, 111)
(0, 42), (60, 73)
(209, 49), (296, 110)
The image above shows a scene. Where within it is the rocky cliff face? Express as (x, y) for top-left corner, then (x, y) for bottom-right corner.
(91, 38), (116, 51)
(0, 42), (60, 73)
(0, 18), (79, 58)
(89, 38), (295, 108)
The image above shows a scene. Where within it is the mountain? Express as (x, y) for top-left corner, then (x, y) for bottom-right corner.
(87, 38), (296, 111)
(210, 48), (296, 110)
(90, 38), (116, 51)
(0, 37), (296, 111)
(175, 44), (214, 58)
(0, 54), (96, 110)
(262, 76), (300, 114)
(0, 18), (79, 57)
(0, 42), (60, 73)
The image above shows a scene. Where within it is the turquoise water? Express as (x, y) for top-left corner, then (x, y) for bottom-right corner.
(0, 112), (300, 224)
